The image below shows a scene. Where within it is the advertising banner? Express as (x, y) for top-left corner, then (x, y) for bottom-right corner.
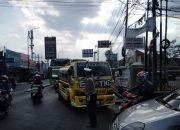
(45, 37), (56, 59)
(127, 17), (155, 37)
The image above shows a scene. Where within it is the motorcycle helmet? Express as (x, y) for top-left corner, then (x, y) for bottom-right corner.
(137, 71), (148, 82)
(34, 74), (40, 77)
(1, 75), (8, 79)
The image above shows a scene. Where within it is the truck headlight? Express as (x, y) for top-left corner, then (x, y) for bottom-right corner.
(121, 122), (145, 130)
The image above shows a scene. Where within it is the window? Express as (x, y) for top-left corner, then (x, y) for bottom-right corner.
(77, 62), (111, 77)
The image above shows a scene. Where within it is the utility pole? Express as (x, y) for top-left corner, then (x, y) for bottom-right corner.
(27, 40), (30, 71)
(152, 0), (158, 88)
(35, 54), (42, 72)
(159, 0), (163, 90)
(145, 0), (150, 71)
(28, 30), (34, 60)
(94, 52), (96, 61)
(37, 54), (40, 72)
(123, 0), (129, 66)
(125, 0), (129, 38)
(28, 27), (40, 61)
(2, 46), (6, 75)
(164, 0), (169, 90)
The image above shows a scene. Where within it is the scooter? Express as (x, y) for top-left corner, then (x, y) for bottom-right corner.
(31, 84), (43, 104)
(0, 89), (10, 114)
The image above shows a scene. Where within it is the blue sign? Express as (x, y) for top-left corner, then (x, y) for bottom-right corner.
(6, 49), (21, 68)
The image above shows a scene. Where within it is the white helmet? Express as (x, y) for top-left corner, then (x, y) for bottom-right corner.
(34, 74), (40, 77)
(1, 75), (8, 79)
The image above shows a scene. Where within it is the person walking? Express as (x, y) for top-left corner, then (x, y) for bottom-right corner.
(84, 68), (97, 128)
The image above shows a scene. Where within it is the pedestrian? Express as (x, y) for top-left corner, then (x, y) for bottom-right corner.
(84, 67), (97, 128)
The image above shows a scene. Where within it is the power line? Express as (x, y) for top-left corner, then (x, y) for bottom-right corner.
(108, 5), (126, 40)
(99, 3), (122, 40)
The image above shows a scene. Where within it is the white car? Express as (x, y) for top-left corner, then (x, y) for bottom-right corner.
(111, 87), (180, 130)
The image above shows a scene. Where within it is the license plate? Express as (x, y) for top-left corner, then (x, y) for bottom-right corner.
(32, 88), (38, 93)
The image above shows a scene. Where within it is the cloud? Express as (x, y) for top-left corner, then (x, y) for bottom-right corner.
(3, 0), (180, 62)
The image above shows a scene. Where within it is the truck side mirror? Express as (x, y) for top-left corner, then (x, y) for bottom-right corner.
(68, 66), (73, 75)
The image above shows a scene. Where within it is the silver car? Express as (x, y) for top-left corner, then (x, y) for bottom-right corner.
(111, 87), (180, 130)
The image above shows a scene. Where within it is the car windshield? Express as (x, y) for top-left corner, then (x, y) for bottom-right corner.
(156, 87), (180, 111)
(76, 62), (111, 77)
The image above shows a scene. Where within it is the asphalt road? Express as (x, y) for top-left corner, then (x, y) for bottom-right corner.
(0, 81), (118, 130)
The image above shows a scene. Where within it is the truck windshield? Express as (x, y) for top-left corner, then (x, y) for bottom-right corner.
(77, 62), (111, 77)
(52, 69), (59, 76)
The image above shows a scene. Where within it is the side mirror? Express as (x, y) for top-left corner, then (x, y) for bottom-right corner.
(68, 66), (73, 76)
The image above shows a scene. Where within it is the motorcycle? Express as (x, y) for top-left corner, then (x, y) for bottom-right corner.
(118, 91), (139, 112)
(0, 89), (10, 114)
(31, 84), (43, 104)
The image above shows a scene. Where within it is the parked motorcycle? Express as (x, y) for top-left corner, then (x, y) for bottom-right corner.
(31, 84), (43, 104)
(0, 89), (10, 114)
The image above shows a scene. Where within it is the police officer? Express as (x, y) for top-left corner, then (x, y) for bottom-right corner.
(84, 68), (97, 127)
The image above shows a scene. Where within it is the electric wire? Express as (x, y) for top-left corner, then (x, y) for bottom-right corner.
(99, 0), (141, 60)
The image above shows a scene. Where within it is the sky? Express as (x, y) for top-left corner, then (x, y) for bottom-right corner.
(0, 0), (180, 62)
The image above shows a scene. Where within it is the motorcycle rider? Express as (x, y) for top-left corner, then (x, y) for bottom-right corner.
(0, 75), (12, 102)
(126, 71), (154, 102)
(32, 74), (43, 97)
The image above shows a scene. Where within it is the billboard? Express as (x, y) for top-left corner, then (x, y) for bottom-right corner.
(45, 37), (56, 59)
(124, 37), (144, 49)
(98, 40), (111, 48)
(82, 49), (93, 57)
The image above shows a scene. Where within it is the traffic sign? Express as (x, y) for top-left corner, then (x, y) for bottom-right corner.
(82, 49), (93, 57)
(98, 40), (111, 48)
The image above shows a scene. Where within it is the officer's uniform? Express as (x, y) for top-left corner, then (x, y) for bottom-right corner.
(84, 69), (97, 127)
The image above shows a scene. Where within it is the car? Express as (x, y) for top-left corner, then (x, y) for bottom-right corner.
(111, 87), (180, 130)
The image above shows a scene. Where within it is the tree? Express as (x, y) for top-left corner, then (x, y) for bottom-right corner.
(167, 40), (180, 58)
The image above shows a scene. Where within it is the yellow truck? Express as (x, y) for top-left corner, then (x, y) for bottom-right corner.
(58, 61), (116, 107)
